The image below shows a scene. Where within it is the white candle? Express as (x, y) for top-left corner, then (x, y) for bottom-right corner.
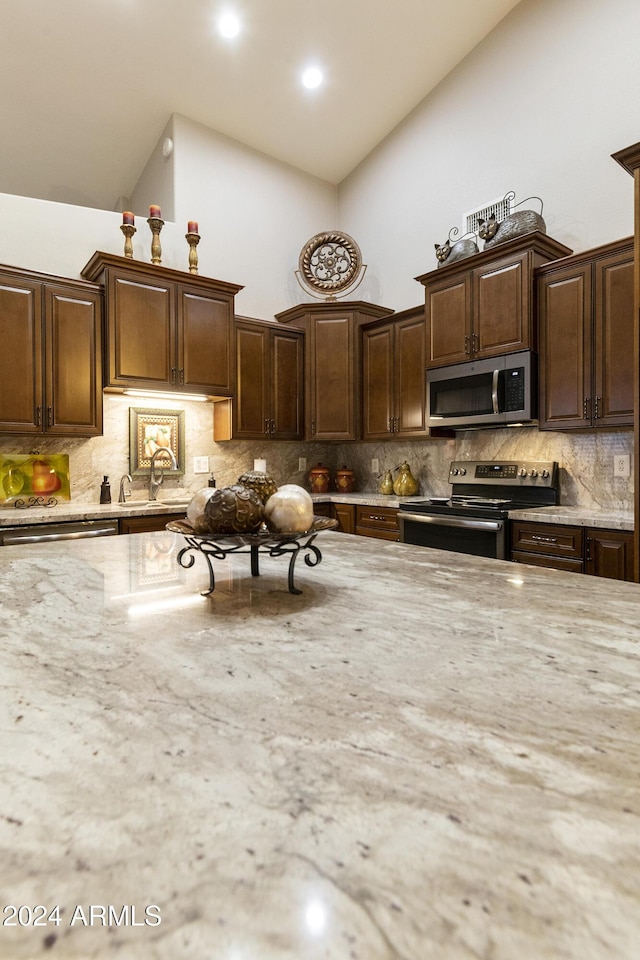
(254, 459), (267, 474)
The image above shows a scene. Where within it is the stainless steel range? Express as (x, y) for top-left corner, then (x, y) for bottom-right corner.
(398, 460), (559, 560)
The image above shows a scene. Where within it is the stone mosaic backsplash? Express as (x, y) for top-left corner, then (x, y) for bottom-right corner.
(0, 395), (633, 511)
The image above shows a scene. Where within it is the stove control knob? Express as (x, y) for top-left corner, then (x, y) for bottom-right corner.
(451, 468), (459, 476)
(541, 469), (550, 479)
(518, 468), (527, 477)
(529, 469), (538, 478)
(458, 467), (466, 476)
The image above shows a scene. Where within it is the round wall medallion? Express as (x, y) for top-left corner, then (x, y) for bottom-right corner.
(298, 231), (363, 295)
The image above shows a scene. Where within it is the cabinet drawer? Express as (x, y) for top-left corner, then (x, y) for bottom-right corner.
(355, 505), (399, 540)
(512, 550), (584, 574)
(511, 521), (583, 559)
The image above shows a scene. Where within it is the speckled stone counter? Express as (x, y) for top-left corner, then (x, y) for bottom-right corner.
(0, 531), (638, 958)
(508, 504), (634, 531)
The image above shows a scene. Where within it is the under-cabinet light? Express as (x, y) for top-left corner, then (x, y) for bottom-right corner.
(123, 389), (209, 402)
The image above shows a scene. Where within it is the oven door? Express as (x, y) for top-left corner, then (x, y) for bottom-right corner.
(398, 511), (507, 560)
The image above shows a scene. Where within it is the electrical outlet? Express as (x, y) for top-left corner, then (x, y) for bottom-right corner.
(298, 457), (307, 471)
(193, 456), (209, 474)
(614, 454), (630, 477)
(371, 458), (379, 474)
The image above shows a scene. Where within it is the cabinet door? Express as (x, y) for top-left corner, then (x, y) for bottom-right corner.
(0, 274), (42, 433)
(538, 264), (592, 429)
(308, 312), (356, 440)
(107, 271), (174, 389)
(425, 274), (471, 367)
(586, 529), (634, 581)
(593, 251), (634, 427)
(44, 284), (103, 436)
(333, 503), (356, 534)
(473, 252), (531, 358)
(394, 309), (428, 437)
(271, 328), (303, 440)
(178, 285), (233, 395)
(233, 322), (269, 439)
(362, 321), (394, 439)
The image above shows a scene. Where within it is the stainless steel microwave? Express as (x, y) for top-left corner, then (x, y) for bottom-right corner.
(426, 351), (536, 429)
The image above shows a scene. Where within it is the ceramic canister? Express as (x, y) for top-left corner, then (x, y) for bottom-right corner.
(308, 462), (330, 494)
(335, 466), (355, 493)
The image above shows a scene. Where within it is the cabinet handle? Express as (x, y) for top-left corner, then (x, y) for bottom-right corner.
(311, 420), (315, 435)
(586, 536), (592, 562)
(47, 406), (53, 427)
(531, 534), (558, 544)
(394, 416), (399, 432)
(594, 396), (600, 419)
(264, 418), (270, 435)
(271, 419), (276, 434)
(388, 417), (393, 433)
(35, 405), (41, 426)
(179, 368), (185, 385)
(464, 335), (470, 355)
(583, 397), (590, 421)
(171, 367), (177, 385)
(472, 333), (479, 353)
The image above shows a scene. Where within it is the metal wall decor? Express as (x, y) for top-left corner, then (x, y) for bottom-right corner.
(478, 191), (546, 250)
(129, 408), (185, 477)
(296, 231), (366, 300)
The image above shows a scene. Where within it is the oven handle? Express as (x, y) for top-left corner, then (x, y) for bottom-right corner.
(400, 513), (504, 533)
(492, 368), (500, 415)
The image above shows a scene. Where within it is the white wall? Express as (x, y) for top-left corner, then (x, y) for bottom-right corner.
(338, 0), (639, 311)
(131, 114), (338, 319)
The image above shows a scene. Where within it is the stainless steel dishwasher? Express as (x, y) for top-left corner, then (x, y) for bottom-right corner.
(0, 519), (120, 545)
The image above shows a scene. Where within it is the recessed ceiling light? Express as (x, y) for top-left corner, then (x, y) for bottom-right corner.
(218, 11), (240, 39)
(301, 66), (323, 90)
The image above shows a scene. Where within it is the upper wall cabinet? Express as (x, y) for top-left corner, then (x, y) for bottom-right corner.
(0, 264), (103, 436)
(361, 305), (430, 440)
(214, 316), (304, 441)
(537, 237), (634, 430)
(82, 252), (242, 396)
(276, 301), (393, 441)
(416, 233), (572, 368)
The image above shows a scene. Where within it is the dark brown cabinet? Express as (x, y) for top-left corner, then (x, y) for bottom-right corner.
(82, 252), (241, 397)
(119, 512), (186, 535)
(362, 305), (429, 440)
(214, 317), (303, 441)
(537, 238), (634, 430)
(276, 301), (392, 440)
(511, 519), (634, 581)
(313, 501), (356, 533)
(0, 265), (103, 436)
(355, 505), (399, 541)
(416, 233), (571, 368)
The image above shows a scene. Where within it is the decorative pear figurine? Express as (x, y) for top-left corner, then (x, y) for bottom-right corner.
(393, 461), (419, 496)
(379, 469), (394, 495)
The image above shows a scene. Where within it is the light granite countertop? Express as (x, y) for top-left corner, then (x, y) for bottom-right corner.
(0, 530), (638, 958)
(0, 492), (633, 531)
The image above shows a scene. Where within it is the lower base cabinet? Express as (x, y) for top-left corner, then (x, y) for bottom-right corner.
(313, 502), (355, 534)
(511, 520), (634, 581)
(119, 512), (186, 535)
(355, 505), (399, 542)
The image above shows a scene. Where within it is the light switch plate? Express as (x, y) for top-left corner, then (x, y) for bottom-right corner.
(371, 458), (379, 474)
(193, 456), (209, 474)
(298, 458), (307, 471)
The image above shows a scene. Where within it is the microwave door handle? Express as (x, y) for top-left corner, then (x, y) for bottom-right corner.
(492, 368), (500, 414)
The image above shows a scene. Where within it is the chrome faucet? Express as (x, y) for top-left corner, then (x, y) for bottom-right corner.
(149, 447), (177, 501)
(118, 473), (133, 503)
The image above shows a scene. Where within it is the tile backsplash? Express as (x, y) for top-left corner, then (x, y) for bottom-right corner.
(0, 395), (633, 510)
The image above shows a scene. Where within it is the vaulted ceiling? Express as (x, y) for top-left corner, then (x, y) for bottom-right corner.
(0, 0), (522, 211)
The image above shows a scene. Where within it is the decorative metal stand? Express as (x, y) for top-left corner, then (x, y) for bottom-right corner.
(147, 216), (164, 264)
(166, 517), (337, 595)
(14, 496), (58, 509)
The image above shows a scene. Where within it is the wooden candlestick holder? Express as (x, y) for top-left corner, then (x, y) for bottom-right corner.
(186, 232), (201, 274)
(120, 223), (136, 259)
(147, 216), (164, 264)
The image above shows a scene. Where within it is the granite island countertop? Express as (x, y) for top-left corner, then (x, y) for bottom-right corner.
(0, 530), (638, 958)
